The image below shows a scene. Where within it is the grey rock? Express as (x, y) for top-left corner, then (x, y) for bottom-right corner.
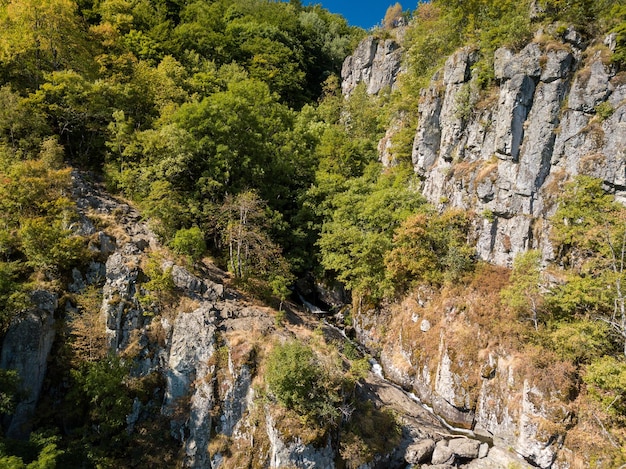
(85, 261), (106, 285)
(479, 442), (489, 459)
(102, 250), (143, 352)
(564, 27), (584, 48)
(431, 440), (455, 465)
(163, 304), (217, 469)
(420, 319), (431, 332)
(170, 264), (224, 300)
(448, 438), (481, 459)
(405, 439), (436, 464)
(605, 32), (618, 52)
(0, 291), (57, 438)
(413, 84), (443, 173)
(494, 44), (541, 81)
(98, 231), (117, 256)
(515, 79), (567, 195)
(218, 364), (252, 436)
(494, 74), (535, 161)
(69, 268), (86, 293)
(444, 47), (477, 85)
(540, 49), (574, 83)
(568, 60), (613, 113)
(463, 446), (534, 468)
(342, 36), (402, 96)
(266, 412), (335, 469)
(529, 0), (545, 20)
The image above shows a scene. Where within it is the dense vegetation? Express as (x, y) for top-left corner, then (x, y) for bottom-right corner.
(0, 0), (625, 466)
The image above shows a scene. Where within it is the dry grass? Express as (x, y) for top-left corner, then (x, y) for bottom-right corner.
(475, 158), (499, 183)
(561, 394), (626, 468)
(474, 86), (500, 112)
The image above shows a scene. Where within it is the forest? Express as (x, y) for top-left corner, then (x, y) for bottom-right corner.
(0, 0), (625, 467)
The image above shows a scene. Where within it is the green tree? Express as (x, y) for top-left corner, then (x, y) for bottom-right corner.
(551, 176), (626, 355)
(219, 190), (291, 288)
(385, 208), (474, 292)
(501, 250), (545, 330)
(170, 226), (206, 262)
(0, 0), (93, 88)
(584, 355), (626, 420)
(318, 164), (425, 301)
(69, 355), (133, 446)
(265, 340), (340, 423)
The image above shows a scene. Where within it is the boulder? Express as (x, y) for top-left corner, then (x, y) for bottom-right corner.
(431, 440), (455, 465)
(405, 439), (436, 464)
(448, 438), (481, 459)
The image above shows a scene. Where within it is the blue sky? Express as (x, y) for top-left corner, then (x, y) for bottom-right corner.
(308, 1), (400, 29)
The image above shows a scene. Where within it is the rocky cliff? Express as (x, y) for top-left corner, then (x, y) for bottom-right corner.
(341, 35), (403, 96)
(339, 28), (626, 469)
(2, 172), (539, 468)
(343, 30), (625, 267)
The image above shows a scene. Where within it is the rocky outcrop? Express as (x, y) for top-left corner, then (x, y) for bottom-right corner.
(353, 296), (574, 469)
(163, 304), (217, 469)
(342, 36), (403, 96)
(0, 291), (57, 439)
(409, 36), (625, 266)
(266, 413), (335, 469)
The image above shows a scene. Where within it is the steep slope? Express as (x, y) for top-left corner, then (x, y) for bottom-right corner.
(1, 172), (540, 468)
(340, 20), (626, 469)
(341, 27), (625, 267)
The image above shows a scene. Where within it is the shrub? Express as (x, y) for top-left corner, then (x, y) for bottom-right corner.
(265, 340), (340, 424)
(169, 226), (206, 261)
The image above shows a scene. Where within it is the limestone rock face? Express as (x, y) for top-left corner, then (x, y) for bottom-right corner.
(341, 36), (402, 96)
(266, 413), (335, 469)
(164, 304), (217, 469)
(353, 301), (573, 469)
(0, 291), (57, 439)
(410, 35), (625, 266)
(102, 244), (147, 353)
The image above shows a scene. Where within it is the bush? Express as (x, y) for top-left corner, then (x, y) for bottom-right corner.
(169, 226), (206, 261)
(265, 340), (340, 424)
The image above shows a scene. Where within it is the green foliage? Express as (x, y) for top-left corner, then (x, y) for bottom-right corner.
(265, 340), (340, 424)
(68, 355), (133, 447)
(339, 401), (401, 468)
(547, 319), (613, 364)
(138, 253), (177, 312)
(609, 5), (626, 68)
(0, 369), (20, 414)
(19, 218), (86, 274)
(584, 355), (626, 420)
(501, 250), (544, 329)
(595, 101), (615, 121)
(317, 164), (425, 300)
(0, 433), (63, 469)
(169, 226), (206, 261)
(385, 208), (475, 293)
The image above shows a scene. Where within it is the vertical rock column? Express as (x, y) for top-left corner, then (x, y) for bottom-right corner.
(0, 291), (57, 439)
